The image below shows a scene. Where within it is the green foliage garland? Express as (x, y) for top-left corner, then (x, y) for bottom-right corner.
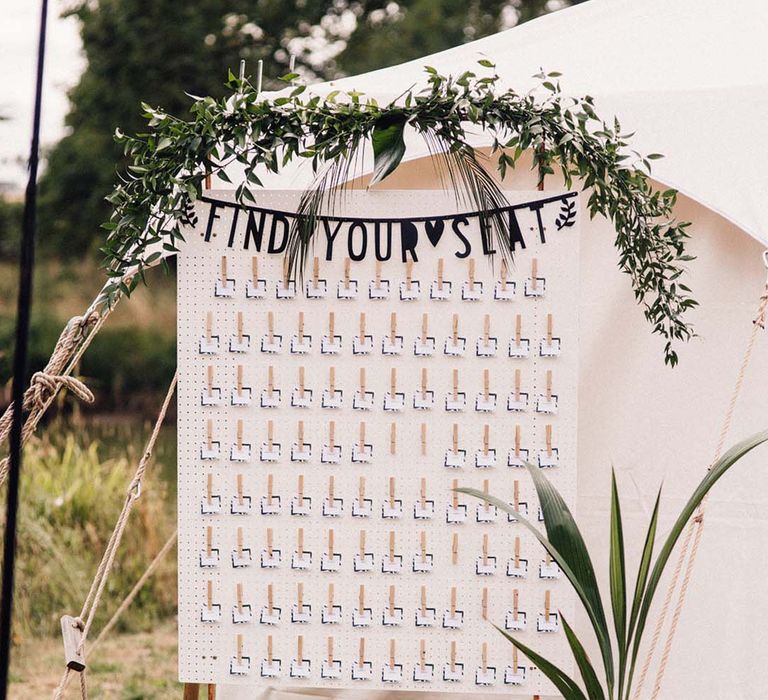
(104, 62), (696, 364)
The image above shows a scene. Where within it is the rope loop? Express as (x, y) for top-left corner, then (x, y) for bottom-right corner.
(28, 371), (94, 408)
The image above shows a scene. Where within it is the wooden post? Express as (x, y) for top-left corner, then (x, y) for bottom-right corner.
(207, 684), (216, 699)
(182, 683), (199, 700)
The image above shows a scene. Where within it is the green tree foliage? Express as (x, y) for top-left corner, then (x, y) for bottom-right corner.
(38, 0), (586, 258)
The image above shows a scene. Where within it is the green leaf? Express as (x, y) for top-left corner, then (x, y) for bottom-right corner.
(369, 112), (407, 186)
(561, 615), (607, 700)
(609, 470), (627, 694)
(495, 626), (588, 700)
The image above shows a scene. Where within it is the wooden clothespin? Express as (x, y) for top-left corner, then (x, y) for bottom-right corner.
(482, 533), (489, 566)
(500, 258), (508, 290)
(483, 368), (490, 400)
(419, 639), (426, 671)
(297, 311), (304, 338)
(328, 311), (335, 338)
(267, 365), (275, 396)
(282, 256), (290, 286)
(327, 636), (334, 665)
(359, 368), (366, 396)
(452, 533), (459, 564)
(482, 587), (488, 620)
(514, 536), (521, 566)
(420, 530), (428, 563)
(513, 646), (519, 671)
(298, 366), (305, 398)
(546, 370), (553, 400)
(297, 581), (304, 610)
(358, 585), (365, 614)
(452, 423), (459, 454)
(297, 474), (304, 504)
(265, 473), (272, 506)
(236, 526), (243, 557)
(481, 642), (488, 673)
(450, 640), (457, 672)
(236, 633), (243, 664)
(266, 634), (273, 665)
(451, 478), (459, 510)
(328, 474), (335, 503)
(267, 311), (274, 343)
(329, 366), (336, 395)
(266, 527), (273, 558)
(297, 420), (305, 448)
(420, 585), (427, 617)
(389, 422), (397, 455)
(515, 313), (522, 347)
(389, 639), (396, 670)
(405, 259), (413, 290)
(359, 529), (366, 559)
(374, 260), (382, 289)
(452, 313), (459, 344)
(267, 583), (274, 615)
(358, 476), (366, 504)
(328, 420), (336, 448)
(206, 526), (213, 557)
(343, 257), (351, 289)
(236, 311), (243, 341)
(513, 480), (520, 510)
(420, 477), (427, 509)
(236, 364), (244, 397)
(483, 478), (490, 512)
(437, 258), (444, 290)
(312, 256), (320, 290)
(450, 586), (457, 618)
(388, 530), (396, 562)
(206, 419), (213, 451)
(207, 579), (213, 611)
(251, 256), (259, 283)
(359, 312), (366, 338)
(420, 424), (427, 456)
(358, 638), (366, 667)
(531, 258), (539, 290)
(236, 582), (243, 613)
(388, 584), (396, 616)
(220, 255), (228, 284)
(513, 589), (519, 621)
(483, 314), (490, 345)
(389, 312), (397, 344)
(421, 313), (428, 340)
(297, 527), (304, 555)
(421, 368), (428, 400)
(206, 473), (213, 505)
(296, 635), (304, 663)
(390, 367), (397, 396)
(327, 528), (335, 557)
(545, 590), (551, 621)
(267, 420), (274, 451)
(547, 313), (553, 344)
(236, 419), (243, 450)
(546, 424), (553, 455)
(206, 365), (214, 397)
(328, 583), (334, 610)
(388, 476), (396, 509)
(483, 424), (490, 456)
(358, 421), (366, 449)
(468, 258), (476, 287)
(205, 311), (213, 342)
(514, 368), (521, 401)
(514, 425), (521, 457)
(452, 368), (459, 401)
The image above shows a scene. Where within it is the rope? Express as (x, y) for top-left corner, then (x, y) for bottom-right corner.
(51, 373), (177, 700)
(634, 278), (768, 700)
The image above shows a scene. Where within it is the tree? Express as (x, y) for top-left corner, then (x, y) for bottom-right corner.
(38, 0), (586, 258)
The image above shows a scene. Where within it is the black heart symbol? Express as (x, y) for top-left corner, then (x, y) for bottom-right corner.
(425, 219), (445, 247)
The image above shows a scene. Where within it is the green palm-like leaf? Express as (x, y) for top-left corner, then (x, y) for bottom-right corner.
(369, 112), (407, 186)
(609, 470), (628, 695)
(561, 614), (607, 700)
(495, 625), (588, 700)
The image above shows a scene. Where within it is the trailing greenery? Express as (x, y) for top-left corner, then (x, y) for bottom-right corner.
(104, 62), (696, 364)
(460, 428), (768, 700)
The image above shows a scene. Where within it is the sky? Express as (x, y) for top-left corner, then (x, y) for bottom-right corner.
(0, 2), (83, 189)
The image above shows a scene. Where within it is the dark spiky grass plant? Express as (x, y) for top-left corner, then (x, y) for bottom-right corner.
(459, 429), (768, 700)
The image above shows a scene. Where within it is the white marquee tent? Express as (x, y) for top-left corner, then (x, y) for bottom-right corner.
(221, 0), (768, 698)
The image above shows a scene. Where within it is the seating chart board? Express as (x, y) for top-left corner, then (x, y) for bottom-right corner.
(177, 190), (580, 694)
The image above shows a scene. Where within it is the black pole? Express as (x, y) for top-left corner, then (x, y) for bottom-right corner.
(0, 1), (48, 694)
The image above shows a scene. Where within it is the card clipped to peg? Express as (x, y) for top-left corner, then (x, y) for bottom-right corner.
(476, 532), (497, 575)
(323, 475), (343, 517)
(414, 312), (436, 356)
(504, 643), (527, 685)
(446, 368), (467, 411)
(537, 589), (559, 632)
(540, 312), (561, 356)
(306, 256), (328, 299)
(322, 366), (343, 408)
(200, 525), (219, 567)
(200, 578), (221, 622)
(538, 423), (559, 468)
(291, 581), (311, 624)
(475, 368), (497, 412)
(507, 368), (529, 412)
(321, 528), (342, 572)
(414, 475), (434, 519)
(259, 419), (281, 462)
(446, 478), (467, 523)
(321, 420), (342, 464)
(413, 638), (434, 682)
(476, 478), (497, 523)
(352, 475), (373, 517)
(505, 588), (526, 632)
(290, 634), (310, 678)
(201, 364), (221, 406)
(230, 632), (251, 675)
(509, 313), (531, 360)
(352, 637), (373, 680)
(233, 581), (253, 624)
(382, 311), (403, 354)
(352, 367), (375, 411)
(260, 527), (280, 568)
(259, 473), (279, 515)
(445, 423), (466, 468)
(215, 254), (235, 297)
(413, 367), (435, 410)
(352, 584), (372, 627)
(383, 584), (403, 626)
(337, 257), (358, 299)
(476, 314), (498, 357)
(539, 548), (562, 579)
(369, 259), (390, 300)
(246, 255), (267, 298)
(382, 476), (403, 519)
(261, 311), (282, 353)
(536, 369), (559, 413)
(443, 639), (464, 682)
(321, 311), (341, 354)
(201, 472), (221, 514)
(224, 472), (248, 515)
(260, 634), (280, 677)
(290, 365), (313, 409)
(260, 582), (281, 625)
(507, 535), (528, 578)
(508, 424), (530, 468)
(381, 529), (403, 574)
(231, 526), (252, 568)
(412, 530), (434, 572)
(445, 313), (466, 356)
(382, 638), (403, 683)
(199, 310), (219, 354)
(475, 424), (497, 468)
(353, 311), (374, 354)
(291, 420), (311, 462)
(322, 582), (342, 624)
(400, 259), (420, 300)
(260, 364), (281, 410)
(201, 418), (220, 460)
(230, 311), (250, 352)
(462, 258), (483, 300)
(291, 311), (311, 354)
(291, 474), (311, 516)
(276, 256), (296, 299)
(475, 641), (496, 685)
(322, 636), (342, 679)
(354, 529), (374, 572)
(443, 585), (464, 630)
(291, 527), (311, 570)
(352, 419), (373, 463)
(430, 257), (452, 300)
(494, 258), (516, 301)
(384, 367), (405, 411)
(231, 418), (252, 461)
(525, 256), (546, 297)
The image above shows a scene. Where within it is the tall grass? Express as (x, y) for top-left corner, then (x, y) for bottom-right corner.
(3, 430), (177, 640)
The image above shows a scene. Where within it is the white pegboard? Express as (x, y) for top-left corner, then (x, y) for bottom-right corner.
(177, 190), (580, 694)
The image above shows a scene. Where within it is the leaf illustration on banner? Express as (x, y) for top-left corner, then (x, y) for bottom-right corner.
(370, 112), (407, 186)
(555, 198), (577, 230)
